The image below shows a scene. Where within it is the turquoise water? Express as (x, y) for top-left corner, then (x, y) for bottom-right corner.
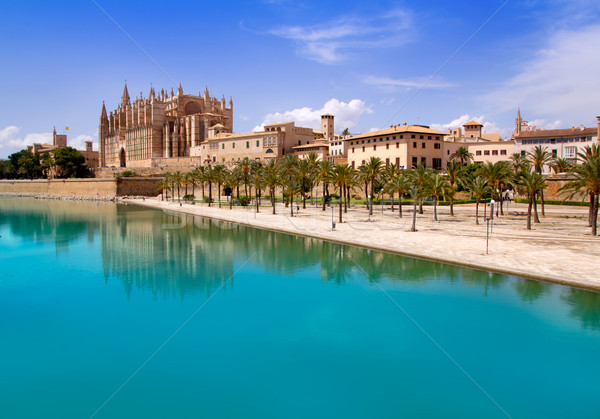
(1, 197), (599, 418)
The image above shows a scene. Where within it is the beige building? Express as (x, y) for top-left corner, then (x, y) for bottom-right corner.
(27, 128), (99, 176)
(345, 124), (457, 170)
(190, 121), (316, 167)
(99, 83), (233, 168)
(469, 140), (514, 164)
(513, 110), (600, 173)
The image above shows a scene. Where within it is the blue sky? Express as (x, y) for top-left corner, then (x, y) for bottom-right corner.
(1, 0), (599, 158)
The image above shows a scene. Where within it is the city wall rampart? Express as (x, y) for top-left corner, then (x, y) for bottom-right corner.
(0, 178), (160, 197)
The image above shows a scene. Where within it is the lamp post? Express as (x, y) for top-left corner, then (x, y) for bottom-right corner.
(490, 199), (495, 233)
(368, 195), (371, 221)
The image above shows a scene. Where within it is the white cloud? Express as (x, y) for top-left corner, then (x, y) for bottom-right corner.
(364, 75), (453, 90)
(430, 115), (512, 140)
(485, 25), (600, 124)
(0, 126), (53, 158)
(0, 126), (97, 159)
(268, 9), (413, 64)
(253, 98), (373, 132)
(527, 119), (563, 130)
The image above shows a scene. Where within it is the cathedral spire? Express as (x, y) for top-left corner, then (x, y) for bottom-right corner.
(101, 101), (108, 120)
(177, 83), (183, 96)
(514, 107), (522, 137)
(121, 83), (130, 106)
(229, 96), (233, 109)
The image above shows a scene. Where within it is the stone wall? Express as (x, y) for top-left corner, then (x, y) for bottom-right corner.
(0, 178), (160, 197)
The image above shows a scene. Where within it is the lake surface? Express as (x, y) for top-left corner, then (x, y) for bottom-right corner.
(1, 197), (599, 418)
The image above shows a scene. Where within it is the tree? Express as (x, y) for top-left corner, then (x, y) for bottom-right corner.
(388, 172), (411, 218)
(445, 160), (463, 216)
(476, 161), (511, 216)
(330, 164), (352, 223)
(527, 145), (552, 217)
(342, 128), (350, 137)
(172, 171), (184, 201)
(212, 165), (227, 208)
(406, 164), (434, 231)
(264, 159), (280, 214)
(515, 171), (547, 230)
(361, 157), (383, 215)
(560, 145), (600, 235)
(509, 153), (531, 173)
(317, 160), (334, 211)
(428, 174), (451, 221)
(9, 150), (42, 179)
(551, 157), (572, 174)
(53, 147), (86, 178)
(236, 157), (252, 196)
(450, 146), (473, 166)
(463, 176), (490, 225)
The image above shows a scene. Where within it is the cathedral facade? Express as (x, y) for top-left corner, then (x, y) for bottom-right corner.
(99, 83), (233, 167)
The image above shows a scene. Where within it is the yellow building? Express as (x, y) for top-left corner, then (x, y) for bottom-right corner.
(344, 123), (456, 169)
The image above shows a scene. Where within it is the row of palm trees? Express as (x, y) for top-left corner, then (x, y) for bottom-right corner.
(155, 143), (600, 235)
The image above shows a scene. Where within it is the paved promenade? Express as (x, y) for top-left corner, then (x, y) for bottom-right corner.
(128, 197), (600, 291)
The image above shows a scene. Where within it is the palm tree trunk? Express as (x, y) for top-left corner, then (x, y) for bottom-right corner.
(364, 183), (368, 208)
(218, 184), (222, 208)
(450, 198), (454, 216)
(527, 194), (533, 230)
(589, 192), (594, 227)
(272, 189), (276, 214)
(398, 197), (403, 218)
(419, 200), (423, 214)
(475, 200), (479, 225)
(369, 181), (374, 216)
(533, 194), (540, 223)
(208, 182), (212, 207)
(433, 199), (438, 221)
(322, 183), (327, 211)
(411, 200), (417, 231)
(390, 192), (395, 212)
(339, 185), (343, 223)
(344, 184), (348, 213)
(592, 193), (599, 236)
(541, 189), (545, 217)
(303, 193), (306, 209)
(290, 192), (294, 216)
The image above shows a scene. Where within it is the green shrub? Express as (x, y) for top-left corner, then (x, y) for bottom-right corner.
(120, 170), (139, 177)
(183, 194), (195, 202)
(514, 198), (589, 206)
(238, 196), (251, 206)
(203, 196), (212, 203)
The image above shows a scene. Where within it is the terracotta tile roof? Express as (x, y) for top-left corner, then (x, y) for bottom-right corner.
(293, 143), (329, 150)
(515, 127), (597, 138)
(343, 125), (447, 141)
(463, 120), (483, 126)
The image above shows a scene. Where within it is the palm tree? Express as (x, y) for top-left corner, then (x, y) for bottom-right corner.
(463, 176), (490, 225)
(516, 171), (547, 230)
(509, 153), (530, 173)
(296, 158), (313, 209)
(560, 145), (600, 235)
(172, 171), (184, 201)
(551, 157), (572, 174)
(429, 174), (451, 221)
(388, 172), (411, 218)
(361, 157), (383, 215)
(279, 154), (299, 208)
(527, 145), (552, 217)
(158, 173), (170, 201)
(318, 160), (334, 211)
(406, 164), (434, 231)
(450, 146), (473, 166)
(445, 160), (463, 216)
(221, 170), (237, 209)
(305, 151), (320, 204)
(212, 165), (227, 208)
(330, 164), (351, 223)
(194, 166), (207, 199)
(383, 163), (400, 211)
(236, 157), (252, 196)
(264, 160), (280, 214)
(204, 166), (214, 207)
(476, 161), (511, 216)
(250, 162), (265, 212)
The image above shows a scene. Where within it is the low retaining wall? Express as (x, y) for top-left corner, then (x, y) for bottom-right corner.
(0, 178), (160, 197)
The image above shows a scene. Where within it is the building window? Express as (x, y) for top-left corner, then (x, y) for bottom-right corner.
(421, 142), (426, 149)
(396, 157), (400, 166)
(421, 157), (427, 166)
(432, 158), (442, 169)
(351, 161), (355, 168)
(412, 157), (418, 166)
(500, 150), (507, 155)
(393, 136), (396, 139)
(373, 145), (376, 151)
(246, 141), (249, 148)
(386, 158), (390, 165)
(232, 143), (235, 149)
(257, 140), (260, 147)
(484, 150), (490, 155)
(411, 135), (415, 139)
(221, 143), (224, 149)
(386, 143), (389, 150)
(362, 147), (365, 152)
(476, 150), (482, 156)
(521, 150), (526, 157)
(552, 149), (558, 157)
(492, 150), (498, 155)
(434, 143), (440, 149)
(565, 146), (576, 158)
(352, 148), (355, 153)
(413, 142), (417, 148)
(396, 143), (399, 148)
